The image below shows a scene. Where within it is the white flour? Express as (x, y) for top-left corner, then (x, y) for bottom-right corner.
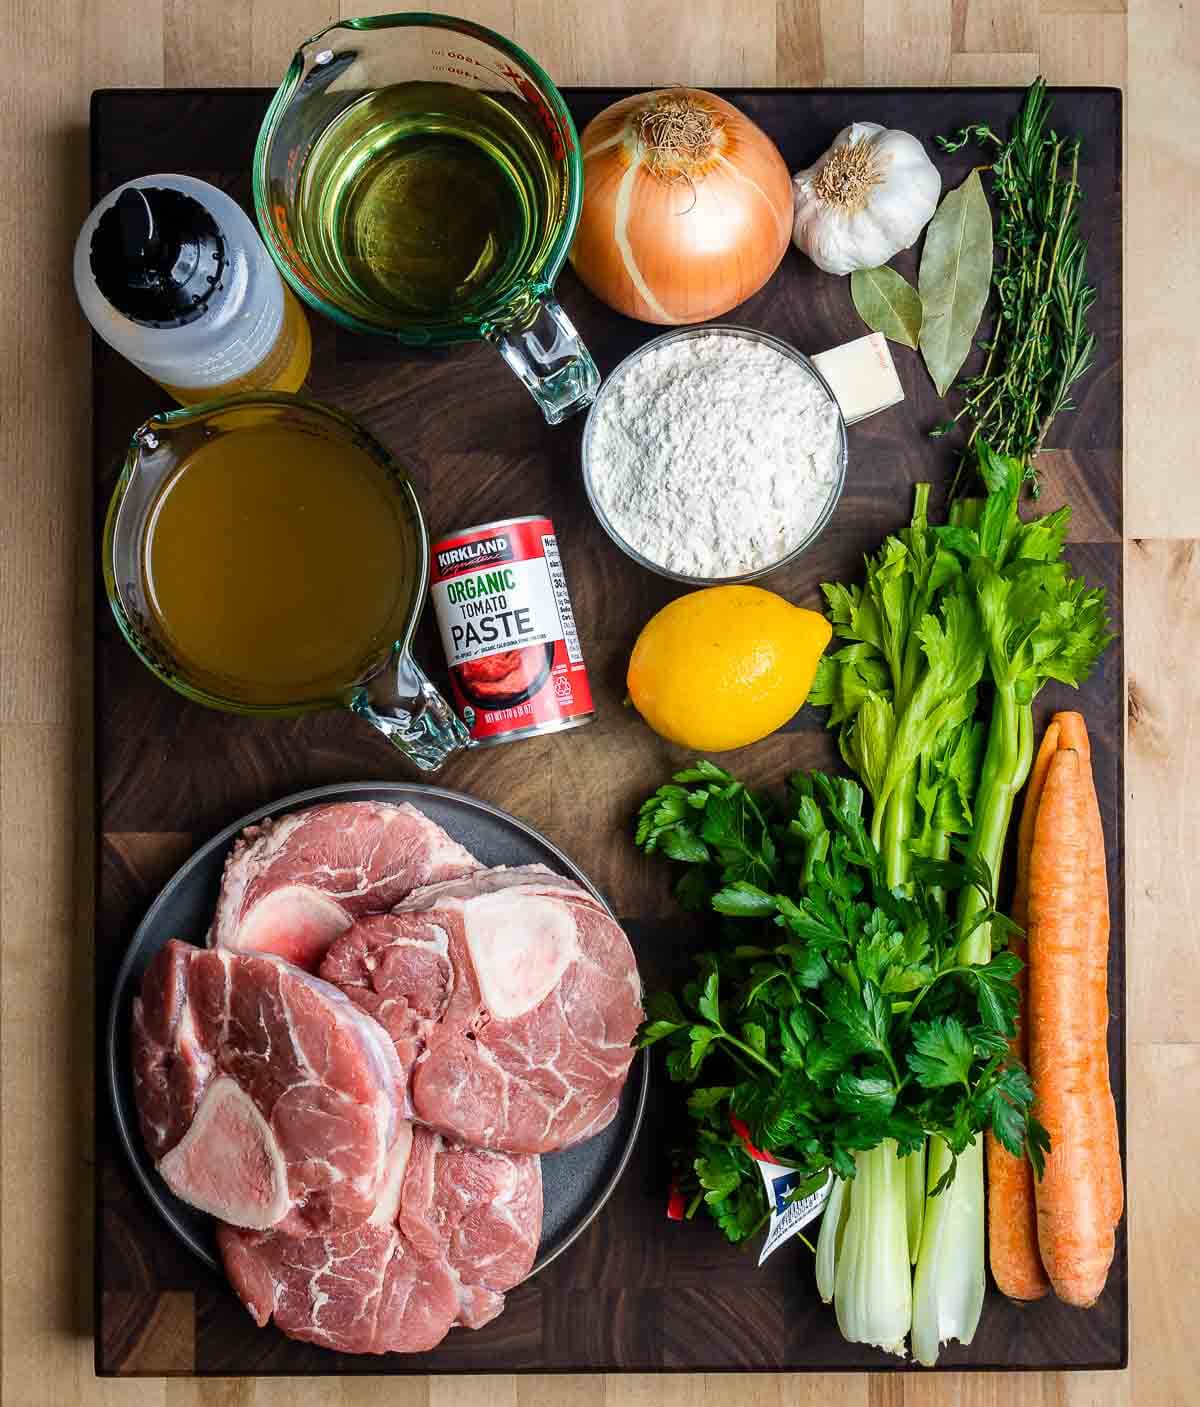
(586, 333), (843, 579)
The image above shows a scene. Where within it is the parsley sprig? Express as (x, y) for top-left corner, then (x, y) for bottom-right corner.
(636, 764), (1048, 1238)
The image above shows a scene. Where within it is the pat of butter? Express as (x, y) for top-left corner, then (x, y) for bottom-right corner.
(812, 332), (905, 426)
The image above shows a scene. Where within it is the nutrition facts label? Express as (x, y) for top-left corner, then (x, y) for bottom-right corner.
(541, 535), (583, 664)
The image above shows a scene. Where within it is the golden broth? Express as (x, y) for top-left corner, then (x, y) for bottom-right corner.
(142, 420), (422, 705)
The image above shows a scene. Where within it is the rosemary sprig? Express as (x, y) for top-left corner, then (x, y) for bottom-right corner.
(933, 79), (1097, 496)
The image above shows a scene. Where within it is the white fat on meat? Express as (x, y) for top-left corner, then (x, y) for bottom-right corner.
(159, 1075), (290, 1229)
(462, 889), (580, 1020)
(399, 863), (604, 912)
(368, 1123), (414, 1228)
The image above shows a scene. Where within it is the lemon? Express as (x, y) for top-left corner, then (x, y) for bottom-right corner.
(627, 585), (833, 752)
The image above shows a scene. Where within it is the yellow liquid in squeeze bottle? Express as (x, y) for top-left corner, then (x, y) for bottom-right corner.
(74, 175), (312, 403)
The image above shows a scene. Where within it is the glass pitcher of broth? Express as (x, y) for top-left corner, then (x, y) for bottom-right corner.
(253, 13), (599, 425)
(102, 393), (470, 772)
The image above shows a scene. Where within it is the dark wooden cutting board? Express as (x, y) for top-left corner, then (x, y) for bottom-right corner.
(93, 85), (1124, 1375)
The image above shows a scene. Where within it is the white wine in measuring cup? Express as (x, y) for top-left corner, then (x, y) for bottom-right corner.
(254, 14), (600, 423)
(294, 82), (559, 329)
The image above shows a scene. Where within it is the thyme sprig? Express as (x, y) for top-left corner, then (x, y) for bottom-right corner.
(933, 79), (1097, 496)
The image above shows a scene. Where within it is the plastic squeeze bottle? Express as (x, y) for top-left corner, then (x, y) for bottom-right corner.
(74, 174), (311, 403)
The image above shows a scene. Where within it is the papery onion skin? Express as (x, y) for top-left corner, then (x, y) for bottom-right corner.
(570, 89), (793, 325)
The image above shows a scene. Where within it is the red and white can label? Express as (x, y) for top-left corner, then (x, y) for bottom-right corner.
(430, 517), (595, 745)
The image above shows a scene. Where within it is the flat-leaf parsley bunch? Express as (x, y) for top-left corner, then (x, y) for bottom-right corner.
(635, 763), (1047, 1240)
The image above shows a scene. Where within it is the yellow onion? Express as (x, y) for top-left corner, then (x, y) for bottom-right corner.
(570, 88), (793, 325)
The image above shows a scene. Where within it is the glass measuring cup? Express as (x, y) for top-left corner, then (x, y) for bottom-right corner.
(102, 393), (470, 772)
(253, 13), (599, 425)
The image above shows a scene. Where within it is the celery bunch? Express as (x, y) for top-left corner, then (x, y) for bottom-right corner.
(812, 439), (1111, 1362)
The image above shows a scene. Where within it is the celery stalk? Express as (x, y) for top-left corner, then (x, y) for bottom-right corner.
(954, 441), (1108, 969)
(904, 1143), (927, 1265)
(815, 1173), (850, 1304)
(956, 685), (1034, 965)
(880, 767), (918, 888)
(911, 1136), (985, 1367)
(834, 1141), (912, 1357)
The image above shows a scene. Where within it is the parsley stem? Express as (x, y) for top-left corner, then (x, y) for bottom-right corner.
(900, 984), (935, 1031)
(898, 960), (999, 1038)
(722, 1045), (762, 1082)
(718, 1031), (782, 1079)
(747, 1205), (773, 1240)
(882, 1049), (903, 1091)
(741, 788), (777, 884)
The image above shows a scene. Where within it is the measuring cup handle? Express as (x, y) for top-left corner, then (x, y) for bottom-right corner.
(487, 295), (600, 425)
(350, 648), (471, 772)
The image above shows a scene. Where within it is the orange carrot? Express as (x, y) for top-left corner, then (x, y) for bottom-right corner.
(1016, 720), (1064, 919)
(986, 720), (1058, 1301)
(1052, 712), (1089, 763)
(1051, 712), (1123, 1228)
(1027, 747), (1117, 1308)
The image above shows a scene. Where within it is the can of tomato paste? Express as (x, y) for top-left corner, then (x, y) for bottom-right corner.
(429, 515), (595, 747)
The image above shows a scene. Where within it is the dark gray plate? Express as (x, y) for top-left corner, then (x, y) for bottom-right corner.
(106, 781), (648, 1277)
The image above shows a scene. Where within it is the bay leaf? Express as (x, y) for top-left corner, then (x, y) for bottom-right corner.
(850, 266), (923, 349)
(918, 169), (993, 397)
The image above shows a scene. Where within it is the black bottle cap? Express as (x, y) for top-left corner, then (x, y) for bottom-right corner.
(90, 185), (227, 328)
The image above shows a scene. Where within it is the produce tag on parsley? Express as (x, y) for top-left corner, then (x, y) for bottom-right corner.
(754, 1161), (832, 1266)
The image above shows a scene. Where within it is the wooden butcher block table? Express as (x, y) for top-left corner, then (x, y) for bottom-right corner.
(93, 85), (1124, 1376)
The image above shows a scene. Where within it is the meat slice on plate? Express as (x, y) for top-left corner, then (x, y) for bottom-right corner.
(133, 939), (403, 1233)
(218, 1123), (541, 1354)
(321, 864), (644, 1154)
(208, 801), (480, 970)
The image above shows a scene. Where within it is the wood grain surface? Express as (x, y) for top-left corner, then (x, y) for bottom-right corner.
(1, 1), (1195, 1405)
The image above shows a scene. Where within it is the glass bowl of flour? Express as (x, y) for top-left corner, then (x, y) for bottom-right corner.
(582, 325), (847, 585)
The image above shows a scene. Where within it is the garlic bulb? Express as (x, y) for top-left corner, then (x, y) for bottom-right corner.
(792, 123), (941, 276)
